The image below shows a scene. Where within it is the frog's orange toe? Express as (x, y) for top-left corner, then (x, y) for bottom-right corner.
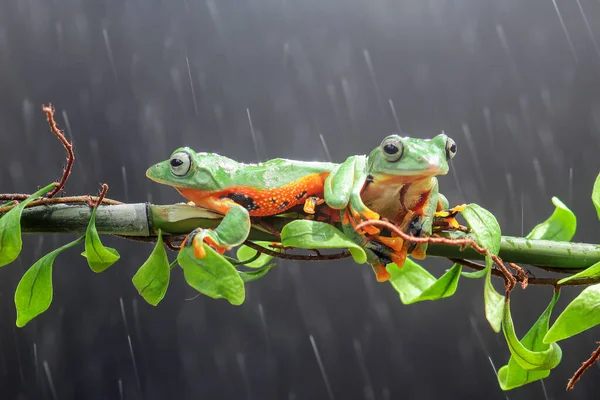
(372, 262), (391, 282)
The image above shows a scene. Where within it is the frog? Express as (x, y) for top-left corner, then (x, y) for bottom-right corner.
(145, 133), (457, 282)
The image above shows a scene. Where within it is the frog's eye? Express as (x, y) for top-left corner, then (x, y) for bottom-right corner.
(169, 151), (192, 176)
(380, 137), (405, 162)
(445, 138), (457, 160)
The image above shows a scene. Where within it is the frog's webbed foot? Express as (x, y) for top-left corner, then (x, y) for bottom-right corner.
(303, 196), (325, 214)
(434, 203), (467, 230)
(366, 238), (409, 282)
(181, 228), (230, 259)
(345, 205), (380, 235)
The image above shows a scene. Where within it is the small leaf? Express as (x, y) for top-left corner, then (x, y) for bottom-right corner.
(387, 259), (462, 304)
(15, 236), (84, 327)
(81, 207), (120, 272)
(236, 241), (280, 268)
(526, 197), (576, 242)
(132, 230), (170, 306)
(238, 263), (275, 283)
(557, 261), (600, 285)
(0, 183), (56, 267)
(497, 291), (560, 390)
(544, 283), (600, 343)
(461, 268), (487, 279)
(593, 172), (600, 220)
(462, 204), (501, 254)
(281, 220), (367, 263)
(484, 256), (505, 333)
(177, 244), (245, 305)
(502, 294), (562, 372)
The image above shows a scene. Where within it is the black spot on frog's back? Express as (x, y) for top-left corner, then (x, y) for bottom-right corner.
(228, 193), (259, 211)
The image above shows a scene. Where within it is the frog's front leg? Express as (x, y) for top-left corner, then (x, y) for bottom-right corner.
(181, 198), (251, 258)
(407, 179), (440, 260)
(324, 156), (380, 235)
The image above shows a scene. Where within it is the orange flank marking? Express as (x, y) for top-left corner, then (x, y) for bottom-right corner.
(177, 172), (330, 217)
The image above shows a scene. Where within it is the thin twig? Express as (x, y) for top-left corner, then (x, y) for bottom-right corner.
(91, 184), (109, 208)
(567, 342), (600, 391)
(242, 241), (351, 262)
(450, 258), (600, 286)
(42, 104), (74, 198)
(0, 195), (122, 213)
(356, 219), (517, 291)
(0, 194), (30, 201)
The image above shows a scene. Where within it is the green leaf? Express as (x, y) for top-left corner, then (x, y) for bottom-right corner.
(462, 203), (501, 254)
(387, 259), (462, 304)
(498, 291), (561, 390)
(14, 236), (84, 327)
(132, 230), (170, 306)
(544, 283), (600, 343)
(593, 173), (600, 220)
(0, 183), (56, 268)
(236, 241), (280, 268)
(81, 207), (120, 272)
(281, 220), (366, 263)
(502, 294), (562, 372)
(461, 268), (488, 279)
(238, 263), (276, 283)
(526, 197), (576, 242)
(557, 261), (600, 285)
(177, 244), (245, 305)
(484, 255), (505, 333)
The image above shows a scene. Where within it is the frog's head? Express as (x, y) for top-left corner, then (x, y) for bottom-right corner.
(367, 133), (457, 180)
(146, 147), (221, 190)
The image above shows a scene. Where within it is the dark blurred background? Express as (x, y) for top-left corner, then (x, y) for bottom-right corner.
(1, 0), (600, 399)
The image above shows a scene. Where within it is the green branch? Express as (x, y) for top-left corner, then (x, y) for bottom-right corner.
(12, 203), (600, 270)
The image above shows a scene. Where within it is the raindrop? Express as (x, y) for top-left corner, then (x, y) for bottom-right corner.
(362, 49), (384, 114)
(550, 0), (579, 63)
(575, 0), (600, 58)
(102, 28), (118, 81)
(246, 108), (261, 160)
(388, 99), (402, 133)
(236, 352), (252, 399)
(121, 166), (129, 201)
(309, 335), (335, 400)
(461, 123), (486, 191)
(127, 335), (142, 394)
(43, 360), (58, 400)
(319, 134), (332, 161)
(186, 56), (199, 115)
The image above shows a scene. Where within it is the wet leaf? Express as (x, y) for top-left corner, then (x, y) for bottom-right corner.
(281, 220), (366, 263)
(178, 244), (245, 305)
(544, 283), (600, 343)
(462, 203), (501, 255)
(15, 236), (84, 327)
(461, 268), (488, 279)
(501, 294), (562, 372)
(236, 241), (280, 268)
(526, 197), (576, 242)
(0, 183), (56, 268)
(81, 207), (120, 272)
(557, 261), (600, 285)
(132, 230), (170, 306)
(484, 256), (505, 333)
(387, 259), (461, 304)
(238, 263), (275, 283)
(593, 172), (600, 220)
(498, 291), (560, 390)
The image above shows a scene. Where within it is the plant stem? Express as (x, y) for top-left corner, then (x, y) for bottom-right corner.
(9, 203), (600, 270)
